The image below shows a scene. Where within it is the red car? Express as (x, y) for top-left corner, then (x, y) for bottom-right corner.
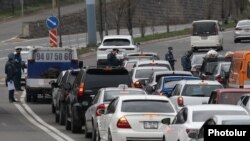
(208, 88), (250, 104)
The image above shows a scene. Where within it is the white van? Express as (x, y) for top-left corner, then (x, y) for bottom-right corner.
(190, 20), (224, 52)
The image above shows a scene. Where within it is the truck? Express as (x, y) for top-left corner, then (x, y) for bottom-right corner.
(25, 46), (83, 102)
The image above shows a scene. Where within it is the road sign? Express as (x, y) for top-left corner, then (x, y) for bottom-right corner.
(49, 29), (58, 47)
(46, 16), (59, 29)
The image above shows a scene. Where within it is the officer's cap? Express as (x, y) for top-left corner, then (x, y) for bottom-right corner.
(168, 47), (173, 50)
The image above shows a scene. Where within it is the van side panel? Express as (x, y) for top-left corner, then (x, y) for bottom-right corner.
(243, 54), (250, 88)
(228, 58), (242, 88)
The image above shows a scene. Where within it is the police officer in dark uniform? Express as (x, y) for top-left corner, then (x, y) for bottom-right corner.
(107, 48), (121, 66)
(14, 47), (23, 91)
(165, 47), (176, 70)
(5, 53), (17, 102)
(181, 50), (193, 71)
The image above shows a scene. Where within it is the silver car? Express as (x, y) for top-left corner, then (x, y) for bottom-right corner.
(234, 19), (250, 43)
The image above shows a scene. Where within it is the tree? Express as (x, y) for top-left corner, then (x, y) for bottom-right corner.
(125, 0), (139, 37)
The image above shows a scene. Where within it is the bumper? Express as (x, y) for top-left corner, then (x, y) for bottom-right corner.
(234, 35), (250, 40)
(26, 86), (52, 95)
(111, 130), (163, 141)
(191, 41), (222, 48)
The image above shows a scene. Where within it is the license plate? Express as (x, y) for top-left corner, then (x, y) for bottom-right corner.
(144, 121), (158, 129)
(33, 51), (73, 62)
(201, 36), (208, 40)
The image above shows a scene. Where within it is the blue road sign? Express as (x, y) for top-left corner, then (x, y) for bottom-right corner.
(46, 16), (59, 29)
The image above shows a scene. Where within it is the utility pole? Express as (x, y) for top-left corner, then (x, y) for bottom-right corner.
(20, 0), (24, 17)
(57, 0), (63, 47)
(86, 0), (97, 46)
(104, 0), (108, 35)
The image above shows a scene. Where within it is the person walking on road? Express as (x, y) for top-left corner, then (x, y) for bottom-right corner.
(107, 48), (121, 67)
(181, 50), (193, 71)
(165, 46), (176, 70)
(14, 48), (23, 91)
(5, 53), (17, 103)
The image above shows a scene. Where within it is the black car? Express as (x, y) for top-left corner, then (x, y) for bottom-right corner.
(65, 66), (132, 133)
(50, 69), (80, 125)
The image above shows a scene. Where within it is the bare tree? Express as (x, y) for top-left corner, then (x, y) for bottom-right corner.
(110, 0), (127, 35)
(125, 0), (139, 37)
(98, 0), (104, 40)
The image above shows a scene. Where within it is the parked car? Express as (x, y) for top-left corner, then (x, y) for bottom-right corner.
(170, 80), (223, 110)
(145, 71), (193, 94)
(99, 95), (177, 141)
(161, 105), (249, 141)
(151, 76), (200, 97)
(208, 88), (250, 105)
(50, 69), (80, 125)
(234, 19), (250, 43)
(134, 60), (172, 70)
(65, 67), (132, 133)
(237, 93), (250, 113)
(84, 85), (147, 140)
(189, 115), (250, 141)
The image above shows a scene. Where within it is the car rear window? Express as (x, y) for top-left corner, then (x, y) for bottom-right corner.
(193, 22), (217, 36)
(182, 84), (222, 97)
(192, 110), (247, 122)
(85, 69), (131, 89)
(135, 69), (167, 78)
(220, 93), (247, 104)
(138, 64), (171, 70)
(103, 39), (130, 46)
(104, 90), (145, 102)
(121, 100), (175, 113)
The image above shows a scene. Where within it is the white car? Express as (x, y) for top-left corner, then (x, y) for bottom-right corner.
(191, 20), (224, 52)
(84, 85), (147, 140)
(189, 115), (250, 141)
(96, 35), (139, 66)
(161, 105), (249, 141)
(234, 19), (250, 43)
(131, 66), (169, 84)
(170, 80), (223, 110)
(135, 60), (172, 70)
(99, 95), (177, 141)
(237, 93), (250, 114)
(125, 52), (160, 60)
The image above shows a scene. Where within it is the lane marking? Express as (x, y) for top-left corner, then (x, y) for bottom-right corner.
(14, 91), (75, 141)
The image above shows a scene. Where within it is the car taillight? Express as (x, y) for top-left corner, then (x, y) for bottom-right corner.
(77, 82), (85, 97)
(177, 96), (184, 107)
(235, 28), (242, 31)
(96, 104), (105, 116)
(117, 116), (131, 128)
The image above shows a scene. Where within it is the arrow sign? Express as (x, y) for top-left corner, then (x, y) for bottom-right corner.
(46, 16), (59, 29)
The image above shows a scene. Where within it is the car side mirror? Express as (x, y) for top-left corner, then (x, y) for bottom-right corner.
(64, 82), (71, 90)
(161, 118), (171, 125)
(78, 61), (83, 68)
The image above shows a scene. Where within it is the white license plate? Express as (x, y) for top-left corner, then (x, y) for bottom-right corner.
(144, 121), (158, 129)
(201, 36), (208, 40)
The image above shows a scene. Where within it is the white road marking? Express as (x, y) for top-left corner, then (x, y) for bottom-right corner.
(14, 91), (75, 141)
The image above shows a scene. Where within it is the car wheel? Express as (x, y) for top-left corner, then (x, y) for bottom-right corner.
(162, 135), (165, 141)
(108, 129), (112, 141)
(71, 107), (82, 133)
(92, 123), (96, 141)
(55, 111), (59, 123)
(85, 119), (92, 138)
(95, 127), (100, 141)
(65, 105), (71, 130)
(59, 103), (66, 125)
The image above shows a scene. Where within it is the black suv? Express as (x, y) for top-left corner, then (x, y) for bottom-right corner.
(65, 67), (132, 133)
(50, 69), (80, 125)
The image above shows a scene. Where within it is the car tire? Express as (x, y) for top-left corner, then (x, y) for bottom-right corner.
(85, 119), (92, 138)
(51, 102), (55, 114)
(95, 127), (101, 141)
(92, 122), (96, 141)
(71, 107), (82, 133)
(59, 103), (66, 125)
(55, 111), (59, 123)
(65, 105), (71, 130)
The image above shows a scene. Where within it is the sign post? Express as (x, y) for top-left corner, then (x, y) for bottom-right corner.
(46, 16), (59, 47)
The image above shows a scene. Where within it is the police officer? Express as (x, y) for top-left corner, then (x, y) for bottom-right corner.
(5, 53), (17, 102)
(181, 50), (193, 71)
(14, 48), (23, 91)
(165, 47), (176, 70)
(107, 48), (121, 66)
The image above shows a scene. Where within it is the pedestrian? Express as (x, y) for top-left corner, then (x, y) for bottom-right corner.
(5, 53), (17, 103)
(165, 46), (176, 70)
(14, 47), (24, 91)
(107, 48), (121, 67)
(181, 50), (193, 71)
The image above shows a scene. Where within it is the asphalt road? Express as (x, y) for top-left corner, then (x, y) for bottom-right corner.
(0, 30), (250, 141)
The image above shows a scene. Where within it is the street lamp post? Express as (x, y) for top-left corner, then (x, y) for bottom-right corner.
(57, 0), (63, 47)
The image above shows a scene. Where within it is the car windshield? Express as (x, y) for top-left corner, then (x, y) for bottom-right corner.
(164, 81), (179, 89)
(193, 22), (218, 36)
(182, 84), (222, 97)
(193, 110), (248, 122)
(104, 90), (145, 102)
(103, 39), (130, 46)
(121, 100), (175, 113)
(135, 69), (167, 78)
(220, 93), (247, 104)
